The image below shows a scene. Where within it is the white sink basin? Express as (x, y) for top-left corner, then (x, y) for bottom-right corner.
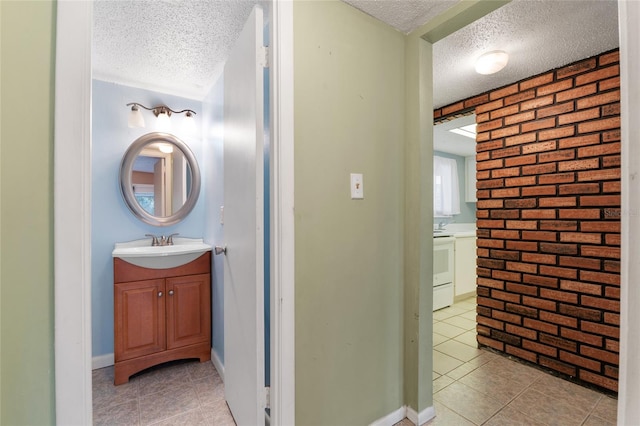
(112, 237), (212, 269)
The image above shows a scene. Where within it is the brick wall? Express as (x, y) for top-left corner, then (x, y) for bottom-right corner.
(435, 50), (621, 393)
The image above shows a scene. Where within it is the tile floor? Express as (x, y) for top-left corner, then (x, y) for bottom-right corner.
(92, 359), (234, 425)
(426, 297), (618, 426)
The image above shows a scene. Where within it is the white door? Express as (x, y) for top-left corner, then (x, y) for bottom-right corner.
(223, 5), (265, 426)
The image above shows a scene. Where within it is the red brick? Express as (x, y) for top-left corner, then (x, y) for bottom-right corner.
(559, 183), (600, 195)
(561, 328), (603, 347)
(605, 312), (620, 325)
(477, 335), (505, 352)
(477, 132), (491, 142)
(558, 257), (601, 270)
(606, 234), (621, 245)
(603, 155), (620, 168)
(477, 238), (504, 249)
(505, 198), (537, 208)
(492, 188), (521, 198)
(505, 110), (536, 125)
(604, 260), (621, 273)
(506, 220), (537, 230)
(490, 104), (520, 119)
(580, 195), (620, 207)
(522, 163), (557, 176)
(504, 154), (536, 167)
(520, 72), (554, 90)
(492, 289), (521, 303)
(557, 58), (597, 78)
(477, 152), (490, 162)
(492, 167), (522, 178)
(477, 210), (489, 219)
(538, 126), (576, 141)
(506, 323), (537, 340)
(538, 197), (576, 207)
(560, 280), (601, 296)
(540, 333), (578, 352)
(558, 304), (602, 321)
(490, 83), (520, 101)
(478, 139), (505, 152)
(558, 158), (600, 172)
(490, 209), (519, 219)
(579, 370), (618, 392)
(560, 232), (602, 244)
(477, 118), (504, 133)
(577, 90), (620, 109)
(539, 265), (577, 280)
(575, 65), (620, 86)
(507, 282), (538, 296)
(506, 240), (538, 251)
(558, 208), (601, 219)
(538, 172), (576, 185)
(580, 270), (620, 286)
(599, 51), (619, 66)
(520, 94), (555, 111)
(478, 296), (506, 310)
(491, 229), (521, 239)
(442, 101), (465, 116)
(538, 79), (573, 96)
(477, 199), (504, 209)
(582, 222), (620, 232)
(521, 231), (557, 243)
(602, 103), (620, 116)
(558, 108), (601, 125)
(580, 346), (619, 365)
(522, 295), (556, 311)
(540, 243), (577, 255)
(491, 250), (520, 262)
(505, 132), (537, 147)
(560, 351), (601, 372)
(606, 339), (619, 353)
(506, 261), (537, 274)
(577, 169), (620, 182)
(578, 117), (621, 134)
(477, 178), (506, 189)
(477, 277), (505, 289)
(521, 118), (557, 133)
(582, 321), (619, 339)
(523, 340), (557, 357)
(600, 76), (620, 92)
(464, 94), (490, 109)
(538, 150), (576, 164)
(581, 246), (620, 259)
(603, 129), (621, 142)
(505, 176), (537, 187)
(492, 146), (521, 159)
(477, 158), (504, 170)
(522, 140), (557, 154)
(539, 310), (578, 328)
(559, 134), (601, 149)
(537, 102), (574, 119)
(477, 316), (506, 331)
(493, 310), (522, 325)
(504, 89), (536, 106)
(556, 83), (598, 103)
(507, 345), (539, 363)
(539, 220), (578, 231)
(582, 296), (620, 312)
(521, 209), (556, 219)
(434, 109), (442, 119)
(523, 318), (558, 334)
(522, 273), (558, 287)
(540, 288), (578, 304)
(476, 99), (505, 114)
(578, 142), (620, 158)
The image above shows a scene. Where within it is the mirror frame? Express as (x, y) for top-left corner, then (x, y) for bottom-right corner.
(120, 132), (201, 226)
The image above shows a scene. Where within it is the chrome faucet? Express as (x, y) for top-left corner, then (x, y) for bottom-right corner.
(145, 233), (179, 246)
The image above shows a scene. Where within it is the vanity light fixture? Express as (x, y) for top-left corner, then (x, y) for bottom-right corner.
(126, 103), (197, 131)
(475, 50), (509, 75)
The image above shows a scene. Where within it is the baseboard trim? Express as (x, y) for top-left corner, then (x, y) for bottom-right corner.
(369, 406), (406, 426)
(406, 405), (436, 426)
(92, 353), (114, 370)
(211, 348), (225, 382)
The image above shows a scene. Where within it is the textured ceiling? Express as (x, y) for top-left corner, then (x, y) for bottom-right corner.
(92, 0), (619, 107)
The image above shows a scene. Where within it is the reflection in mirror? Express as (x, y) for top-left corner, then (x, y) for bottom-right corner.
(120, 133), (200, 227)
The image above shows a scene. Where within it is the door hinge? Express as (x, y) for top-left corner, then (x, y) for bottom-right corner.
(265, 386), (271, 409)
(259, 46), (269, 68)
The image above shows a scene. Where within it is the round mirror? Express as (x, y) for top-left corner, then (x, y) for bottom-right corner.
(120, 132), (201, 226)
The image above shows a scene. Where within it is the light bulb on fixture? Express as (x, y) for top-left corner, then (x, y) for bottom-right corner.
(155, 109), (172, 132)
(475, 50), (509, 75)
(125, 103), (197, 132)
(128, 104), (145, 128)
(182, 110), (197, 135)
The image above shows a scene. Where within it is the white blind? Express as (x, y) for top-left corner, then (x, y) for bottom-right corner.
(434, 156), (461, 217)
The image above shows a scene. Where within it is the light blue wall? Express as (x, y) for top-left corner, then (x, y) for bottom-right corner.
(91, 80), (205, 357)
(202, 76), (225, 364)
(434, 150), (477, 224)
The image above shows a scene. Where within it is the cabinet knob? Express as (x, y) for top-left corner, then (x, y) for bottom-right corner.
(158, 291), (163, 297)
(169, 290), (174, 296)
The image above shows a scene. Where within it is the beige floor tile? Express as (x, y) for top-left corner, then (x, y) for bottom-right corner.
(529, 372), (601, 411)
(453, 330), (478, 348)
(150, 408), (210, 426)
(478, 357), (544, 384)
(433, 332), (449, 346)
(433, 351), (465, 375)
(434, 309), (460, 321)
(436, 305), (469, 317)
(445, 361), (479, 380)
(459, 310), (477, 321)
(508, 388), (590, 426)
(442, 315), (477, 331)
(139, 383), (200, 425)
(433, 374), (455, 393)
(484, 405), (546, 426)
(185, 360), (218, 381)
(458, 367), (530, 404)
(433, 322), (467, 339)
(93, 400), (139, 426)
(435, 339), (484, 362)
(136, 363), (191, 397)
(583, 414), (616, 426)
(424, 401), (475, 426)
(434, 381), (504, 424)
(201, 398), (236, 425)
(93, 378), (139, 412)
(591, 395), (618, 422)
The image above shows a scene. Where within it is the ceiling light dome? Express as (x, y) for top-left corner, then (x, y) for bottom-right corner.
(475, 50), (509, 75)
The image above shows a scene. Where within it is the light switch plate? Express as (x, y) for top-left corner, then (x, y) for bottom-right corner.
(351, 173), (364, 199)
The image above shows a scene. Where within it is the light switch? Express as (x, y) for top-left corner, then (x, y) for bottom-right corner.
(350, 173), (364, 199)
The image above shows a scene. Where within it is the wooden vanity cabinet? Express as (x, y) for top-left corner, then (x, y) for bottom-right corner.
(113, 251), (211, 385)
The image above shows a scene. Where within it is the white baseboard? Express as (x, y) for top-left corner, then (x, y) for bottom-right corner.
(369, 406), (406, 426)
(211, 348), (225, 382)
(92, 353), (114, 370)
(406, 405), (436, 426)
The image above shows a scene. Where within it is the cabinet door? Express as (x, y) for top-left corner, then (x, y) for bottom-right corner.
(166, 274), (211, 350)
(114, 279), (166, 361)
(454, 236), (477, 296)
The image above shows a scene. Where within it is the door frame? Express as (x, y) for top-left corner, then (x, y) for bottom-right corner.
(53, 1), (295, 424)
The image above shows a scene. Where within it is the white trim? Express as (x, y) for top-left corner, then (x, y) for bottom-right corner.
(269, 0), (296, 425)
(617, 0), (640, 423)
(368, 406), (406, 426)
(54, 1), (93, 425)
(211, 348), (225, 383)
(92, 353), (114, 370)
(406, 405), (436, 426)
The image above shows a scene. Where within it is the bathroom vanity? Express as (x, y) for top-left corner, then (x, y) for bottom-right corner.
(113, 250), (212, 385)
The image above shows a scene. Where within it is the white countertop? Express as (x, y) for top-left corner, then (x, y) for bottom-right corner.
(433, 222), (476, 238)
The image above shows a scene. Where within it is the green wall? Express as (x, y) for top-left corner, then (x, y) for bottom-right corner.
(0, 1), (56, 424)
(293, 1), (406, 423)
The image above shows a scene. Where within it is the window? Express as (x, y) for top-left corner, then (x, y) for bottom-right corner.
(434, 156), (460, 217)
